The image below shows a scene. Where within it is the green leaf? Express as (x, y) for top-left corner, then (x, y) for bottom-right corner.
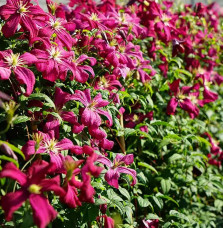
(150, 120), (175, 128)
(138, 196), (152, 208)
(138, 162), (158, 174)
(13, 116), (30, 124)
(152, 196), (163, 209)
(29, 93), (55, 108)
(169, 154), (183, 163)
(0, 141), (25, 159)
(119, 187), (131, 200)
(161, 179), (171, 194)
(169, 210), (190, 222)
(0, 155), (19, 167)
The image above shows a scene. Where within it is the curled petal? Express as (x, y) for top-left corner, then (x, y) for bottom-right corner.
(105, 169), (120, 188)
(97, 155), (112, 167)
(96, 109), (113, 127)
(117, 166), (137, 186)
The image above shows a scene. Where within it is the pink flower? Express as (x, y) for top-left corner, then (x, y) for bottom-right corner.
(39, 16), (76, 50)
(0, 50), (37, 96)
(69, 54), (96, 83)
(97, 154), (137, 188)
(0, 0), (47, 38)
(31, 42), (73, 82)
(167, 79), (200, 119)
(71, 89), (113, 128)
(0, 161), (65, 228)
(140, 219), (159, 228)
(60, 156), (84, 208)
(97, 215), (115, 228)
(22, 130), (75, 170)
(53, 87), (84, 134)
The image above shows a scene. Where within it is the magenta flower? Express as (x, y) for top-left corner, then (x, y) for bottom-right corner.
(0, 0), (47, 38)
(94, 74), (122, 91)
(167, 79), (200, 119)
(69, 54), (96, 83)
(140, 219), (159, 228)
(60, 156), (84, 208)
(22, 130), (75, 170)
(0, 161), (65, 228)
(39, 16), (76, 50)
(53, 87), (84, 134)
(97, 154), (137, 188)
(0, 50), (37, 96)
(71, 89), (113, 128)
(31, 42), (73, 82)
(97, 215), (115, 228)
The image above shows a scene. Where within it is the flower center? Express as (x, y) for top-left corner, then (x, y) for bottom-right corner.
(28, 184), (42, 194)
(44, 138), (60, 154)
(5, 53), (24, 68)
(90, 13), (99, 21)
(178, 94), (186, 101)
(48, 47), (62, 63)
(88, 100), (98, 110)
(50, 19), (63, 30)
(133, 114), (139, 122)
(189, 95), (197, 104)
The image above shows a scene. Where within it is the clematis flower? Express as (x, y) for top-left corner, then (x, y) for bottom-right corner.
(0, 0), (47, 38)
(22, 130), (75, 170)
(97, 215), (115, 228)
(97, 154), (137, 188)
(0, 161), (65, 228)
(60, 156), (84, 208)
(167, 79), (201, 119)
(31, 42), (73, 82)
(0, 50), (37, 96)
(79, 152), (103, 203)
(68, 54), (96, 83)
(71, 89), (113, 128)
(140, 219), (159, 228)
(52, 87), (84, 134)
(39, 16), (76, 50)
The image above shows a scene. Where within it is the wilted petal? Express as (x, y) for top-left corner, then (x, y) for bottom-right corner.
(29, 194), (57, 228)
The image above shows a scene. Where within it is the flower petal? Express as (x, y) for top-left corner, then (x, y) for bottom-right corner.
(105, 169), (120, 188)
(1, 190), (27, 221)
(0, 162), (27, 185)
(0, 67), (11, 79)
(29, 194), (57, 228)
(117, 166), (137, 186)
(14, 66), (35, 96)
